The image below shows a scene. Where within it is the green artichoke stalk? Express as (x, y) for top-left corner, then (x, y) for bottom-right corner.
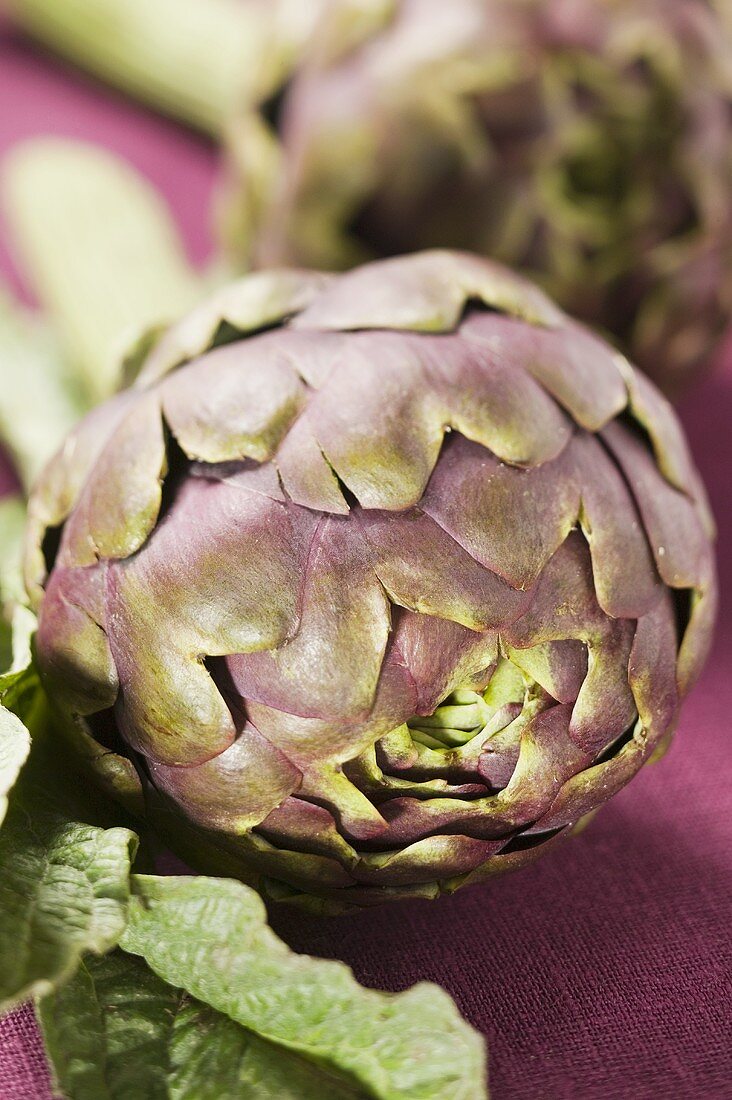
(6, 0), (326, 136)
(221, 0), (732, 395)
(26, 251), (717, 911)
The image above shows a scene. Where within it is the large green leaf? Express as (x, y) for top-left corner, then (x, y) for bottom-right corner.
(0, 496), (26, 606)
(0, 292), (82, 488)
(0, 598), (37, 824)
(0, 139), (205, 485)
(0, 495), (30, 672)
(0, 706), (30, 828)
(0, 819), (135, 1012)
(0, 689), (138, 1012)
(0, 605), (35, 690)
(122, 875), (488, 1100)
(8, 0), (277, 136)
(7, 0), (322, 136)
(40, 950), (366, 1100)
(3, 140), (201, 403)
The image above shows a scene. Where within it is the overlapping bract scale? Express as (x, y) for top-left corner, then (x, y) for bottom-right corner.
(28, 251), (716, 909)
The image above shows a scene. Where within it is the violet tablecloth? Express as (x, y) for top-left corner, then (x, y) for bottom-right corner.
(0, 26), (730, 1100)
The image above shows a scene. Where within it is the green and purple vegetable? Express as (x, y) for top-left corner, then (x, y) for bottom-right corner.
(0, 505), (487, 1099)
(224, 0), (732, 394)
(10, 0), (731, 394)
(26, 249), (717, 912)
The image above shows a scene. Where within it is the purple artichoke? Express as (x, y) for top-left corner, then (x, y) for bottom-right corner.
(26, 251), (716, 910)
(222, 0), (732, 395)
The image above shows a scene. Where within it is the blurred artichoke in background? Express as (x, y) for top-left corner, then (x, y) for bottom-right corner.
(222, 0), (732, 394)
(26, 251), (717, 911)
(9, 0), (732, 394)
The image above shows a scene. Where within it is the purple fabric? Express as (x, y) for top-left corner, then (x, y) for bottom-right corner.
(0, 1005), (53, 1100)
(0, 28), (730, 1100)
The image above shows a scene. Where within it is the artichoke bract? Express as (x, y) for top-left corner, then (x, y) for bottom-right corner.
(26, 251), (717, 911)
(223, 0), (732, 394)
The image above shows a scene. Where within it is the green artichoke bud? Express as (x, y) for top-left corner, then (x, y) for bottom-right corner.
(222, 0), (732, 394)
(26, 251), (717, 910)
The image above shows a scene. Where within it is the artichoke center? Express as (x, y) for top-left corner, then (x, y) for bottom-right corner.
(407, 689), (492, 749)
(406, 658), (527, 750)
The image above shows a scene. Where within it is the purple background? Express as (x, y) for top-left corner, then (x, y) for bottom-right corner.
(0, 24), (730, 1100)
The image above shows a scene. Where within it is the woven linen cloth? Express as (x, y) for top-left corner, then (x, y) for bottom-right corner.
(0, 26), (730, 1100)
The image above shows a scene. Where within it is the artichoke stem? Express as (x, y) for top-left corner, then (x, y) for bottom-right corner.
(8, 0), (273, 135)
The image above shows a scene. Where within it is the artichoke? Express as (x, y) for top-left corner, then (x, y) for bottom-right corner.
(223, 0), (732, 394)
(26, 251), (716, 911)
